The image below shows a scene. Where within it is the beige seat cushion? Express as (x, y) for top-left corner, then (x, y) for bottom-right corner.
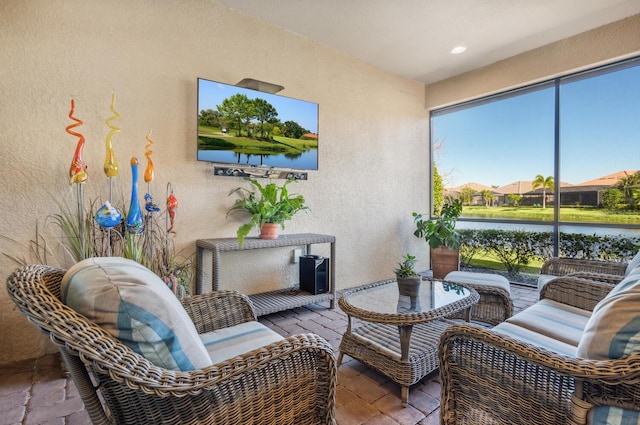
(505, 299), (591, 347)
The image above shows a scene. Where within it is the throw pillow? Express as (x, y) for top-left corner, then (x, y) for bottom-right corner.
(589, 406), (640, 425)
(61, 257), (212, 371)
(625, 250), (640, 276)
(577, 273), (640, 359)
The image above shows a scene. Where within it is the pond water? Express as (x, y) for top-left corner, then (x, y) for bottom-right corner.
(458, 221), (640, 237)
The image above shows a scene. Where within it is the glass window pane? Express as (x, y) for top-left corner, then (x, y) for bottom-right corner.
(559, 62), (640, 224)
(430, 56), (640, 286)
(432, 84), (555, 221)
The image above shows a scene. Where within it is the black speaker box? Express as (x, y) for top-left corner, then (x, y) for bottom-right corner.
(299, 255), (329, 295)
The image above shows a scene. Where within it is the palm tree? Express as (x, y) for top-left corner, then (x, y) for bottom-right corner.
(532, 174), (555, 209)
(481, 189), (494, 207)
(616, 171), (640, 208)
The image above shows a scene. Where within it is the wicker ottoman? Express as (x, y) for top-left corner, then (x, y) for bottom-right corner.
(443, 271), (513, 326)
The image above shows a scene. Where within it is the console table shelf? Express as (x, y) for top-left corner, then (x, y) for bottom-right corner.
(196, 233), (336, 316)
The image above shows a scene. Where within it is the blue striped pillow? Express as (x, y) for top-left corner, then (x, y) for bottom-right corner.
(625, 250), (640, 276)
(577, 273), (640, 359)
(590, 406), (640, 425)
(61, 257), (212, 371)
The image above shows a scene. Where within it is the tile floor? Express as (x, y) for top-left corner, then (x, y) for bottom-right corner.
(0, 284), (538, 425)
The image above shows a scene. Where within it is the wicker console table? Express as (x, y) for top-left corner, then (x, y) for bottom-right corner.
(196, 233), (336, 316)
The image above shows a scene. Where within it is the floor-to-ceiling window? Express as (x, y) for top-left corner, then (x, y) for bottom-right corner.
(431, 56), (640, 285)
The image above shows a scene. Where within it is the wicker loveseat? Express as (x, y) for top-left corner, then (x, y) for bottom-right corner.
(6, 262), (336, 425)
(440, 268), (640, 425)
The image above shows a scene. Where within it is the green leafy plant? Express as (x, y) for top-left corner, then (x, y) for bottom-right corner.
(394, 253), (418, 278)
(413, 199), (463, 250)
(227, 178), (309, 246)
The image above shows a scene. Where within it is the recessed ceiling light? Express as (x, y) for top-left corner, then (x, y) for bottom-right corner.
(451, 46), (467, 54)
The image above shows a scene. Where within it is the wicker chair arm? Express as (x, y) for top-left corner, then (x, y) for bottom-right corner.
(566, 271), (626, 284)
(181, 289), (256, 333)
(540, 276), (614, 311)
(82, 332), (335, 392)
(540, 257), (627, 277)
(439, 323), (640, 425)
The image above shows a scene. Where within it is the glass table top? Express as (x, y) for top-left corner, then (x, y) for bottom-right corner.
(340, 278), (477, 320)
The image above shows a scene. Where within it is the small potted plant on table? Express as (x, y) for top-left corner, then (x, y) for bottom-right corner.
(394, 253), (422, 296)
(227, 178), (309, 246)
(413, 199), (463, 279)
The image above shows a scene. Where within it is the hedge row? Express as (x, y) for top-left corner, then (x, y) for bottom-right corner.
(459, 229), (640, 274)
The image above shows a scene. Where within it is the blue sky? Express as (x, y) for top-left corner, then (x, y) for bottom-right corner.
(433, 62), (640, 188)
(198, 78), (318, 134)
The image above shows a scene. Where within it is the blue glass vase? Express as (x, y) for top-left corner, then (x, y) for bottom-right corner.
(126, 157), (144, 234)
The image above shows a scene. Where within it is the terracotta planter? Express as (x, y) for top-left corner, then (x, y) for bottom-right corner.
(259, 223), (280, 240)
(430, 247), (460, 279)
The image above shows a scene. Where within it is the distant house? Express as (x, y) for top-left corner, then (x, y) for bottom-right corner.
(445, 182), (499, 206)
(302, 133), (318, 139)
(558, 170), (637, 206)
(445, 170), (637, 207)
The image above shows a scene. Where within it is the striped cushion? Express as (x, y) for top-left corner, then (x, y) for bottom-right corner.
(61, 257), (211, 371)
(577, 273), (640, 359)
(444, 271), (511, 295)
(493, 322), (577, 357)
(590, 406), (640, 425)
(505, 299), (591, 347)
(200, 321), (283, 363)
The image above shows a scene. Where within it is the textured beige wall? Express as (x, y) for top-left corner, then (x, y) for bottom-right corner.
(426, 14), (640, 109)
(1, 2), (637, 366)
(0, 0), (428, 364)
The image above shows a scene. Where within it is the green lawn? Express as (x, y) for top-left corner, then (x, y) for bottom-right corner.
(197, 126), (317, 155)
(462, 206), (640, 224)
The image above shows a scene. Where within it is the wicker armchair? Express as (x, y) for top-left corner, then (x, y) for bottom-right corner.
(540, 256), (629, 284)
(6, 264), (336, 425)
(439, 276), (640, 425)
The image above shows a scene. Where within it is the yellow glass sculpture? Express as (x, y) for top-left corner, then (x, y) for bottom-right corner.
(103, 92), (120, 177)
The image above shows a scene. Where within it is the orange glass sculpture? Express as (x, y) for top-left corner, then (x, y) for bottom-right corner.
(66, 99), (88, 184)
(166, 192), (178, 235)
(144, 130), (155, 183)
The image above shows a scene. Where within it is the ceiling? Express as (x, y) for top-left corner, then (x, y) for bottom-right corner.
(215, 0), (640, 85)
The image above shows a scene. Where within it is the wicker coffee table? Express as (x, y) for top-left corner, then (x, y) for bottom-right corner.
(338, 278), (479, 406)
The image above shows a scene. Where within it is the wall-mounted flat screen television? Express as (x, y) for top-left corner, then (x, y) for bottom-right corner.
(197, 78), (319, 171)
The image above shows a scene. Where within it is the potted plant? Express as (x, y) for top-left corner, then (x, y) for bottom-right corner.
(412, 199), (463, 279)
(227, 178), (309, 246)
(394, 253), (422, 298)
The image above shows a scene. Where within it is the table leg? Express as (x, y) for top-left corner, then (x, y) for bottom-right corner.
(398, 324), (413, 406)
(398, 324), (413, 361)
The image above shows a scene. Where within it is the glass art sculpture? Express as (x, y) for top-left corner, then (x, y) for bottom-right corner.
(66, 99), (88, 185)
(126, 157), (144, 234)
(104, 92), (120, 178)
(95, 201), (123, 228)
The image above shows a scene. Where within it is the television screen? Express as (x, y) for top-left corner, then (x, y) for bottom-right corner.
(197, 78), (319, 171)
